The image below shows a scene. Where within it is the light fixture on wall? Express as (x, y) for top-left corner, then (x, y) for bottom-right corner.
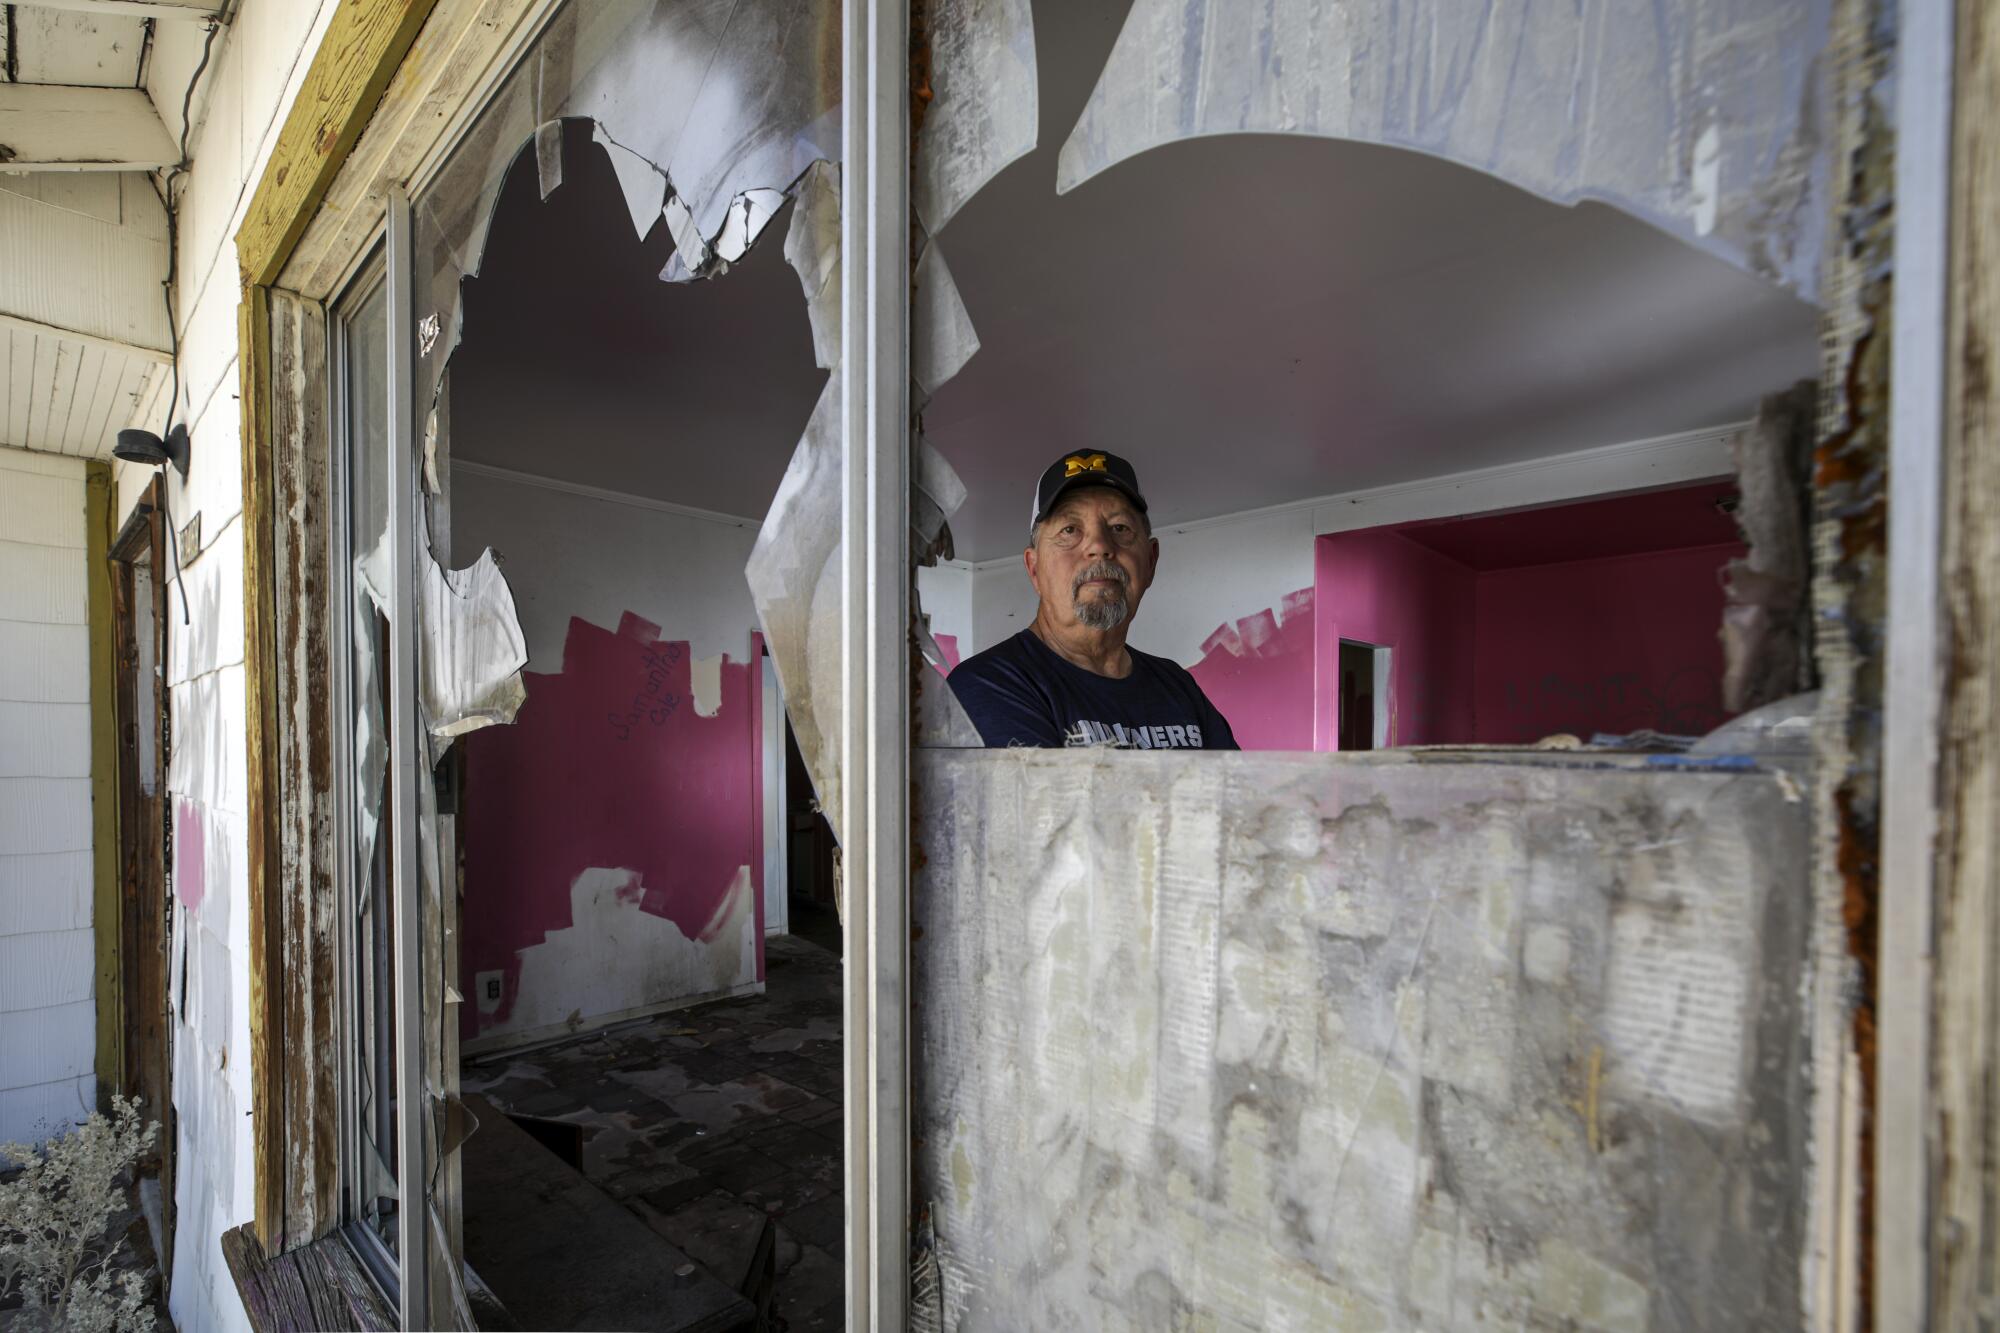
(112, 422), (193, 625)
(113, 424), (191, 477)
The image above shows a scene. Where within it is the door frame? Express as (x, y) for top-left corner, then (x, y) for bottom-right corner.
(107, 475), (173, 1285)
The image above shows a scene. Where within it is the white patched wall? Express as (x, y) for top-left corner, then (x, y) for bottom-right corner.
(0, 448), (96, 1146)
(106, 6), (345, 1331)
(448, 467), (764, 670)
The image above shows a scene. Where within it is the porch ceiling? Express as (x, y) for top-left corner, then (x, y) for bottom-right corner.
(0, 2), (212, 460)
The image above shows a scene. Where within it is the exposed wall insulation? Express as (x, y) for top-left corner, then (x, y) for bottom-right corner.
(0, 448), (96, 1145)
(914, 749), (1813, 1330)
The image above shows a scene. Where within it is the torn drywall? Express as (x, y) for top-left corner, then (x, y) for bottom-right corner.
(784, 160), (842, 371)
(1723, 383), (1818, 714)
(1056, 0), (1830, 302)
(914, 0), (1039, 234)
(480, 865), (758, 1049)
(590, 123), (668, 241)
(751, 164), (982, 804)
(1187, 587), (1317, 751)
(745, 381), (845, 828)
(914, 749), (1813, 1331)
(419, 546), (528, 743)
(912, 241), (981, 402)
(410, 0), (841, 411)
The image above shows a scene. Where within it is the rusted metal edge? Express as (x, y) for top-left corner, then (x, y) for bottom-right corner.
(1810, 0), (1898, 1321)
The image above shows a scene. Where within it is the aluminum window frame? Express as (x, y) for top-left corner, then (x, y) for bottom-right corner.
(328, 241), (397, 1301)
(325, 196), (429, 1323)
(298, 3), (918, 1323)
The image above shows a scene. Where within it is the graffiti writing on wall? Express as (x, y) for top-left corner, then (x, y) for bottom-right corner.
(1498, 666), (1725, 737)
(609, 641), (685, 741)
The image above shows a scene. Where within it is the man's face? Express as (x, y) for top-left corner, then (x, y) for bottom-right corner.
(1025, 487), (1158, 634)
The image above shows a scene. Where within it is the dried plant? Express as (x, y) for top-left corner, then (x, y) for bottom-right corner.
(0, 1096), (160, 1333)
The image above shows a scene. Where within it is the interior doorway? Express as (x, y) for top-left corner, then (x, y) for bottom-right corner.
(1336, 640), (1390, 751)
(781, 716), (839, 957)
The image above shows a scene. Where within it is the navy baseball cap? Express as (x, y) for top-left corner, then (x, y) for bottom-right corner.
(1030, 451), (1149, 529)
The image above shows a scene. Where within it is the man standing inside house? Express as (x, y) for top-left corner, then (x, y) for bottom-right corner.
(948, 451), (1240, 750)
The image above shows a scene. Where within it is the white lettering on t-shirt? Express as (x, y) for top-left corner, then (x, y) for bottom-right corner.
(1062, 719), (1209, 749)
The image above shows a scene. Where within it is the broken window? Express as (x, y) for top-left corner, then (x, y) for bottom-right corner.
(288, 0), (1847, 1325)
(889, 0), (1838, 1326)
(330, 253), (404, 1279)
(304, 2), (856, 1323)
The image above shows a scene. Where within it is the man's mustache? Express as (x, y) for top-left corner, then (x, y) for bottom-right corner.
(1072, 561), (1130, 597)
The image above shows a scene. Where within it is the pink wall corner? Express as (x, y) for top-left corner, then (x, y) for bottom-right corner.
(1187, 590), (1316, 750)
(460, 613), (762, 1036)
(1471, 542), (1743, 742)
(1314, 529), (1478, 748)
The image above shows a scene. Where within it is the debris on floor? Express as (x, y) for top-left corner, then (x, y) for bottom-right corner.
(462, 934), (844, 1331)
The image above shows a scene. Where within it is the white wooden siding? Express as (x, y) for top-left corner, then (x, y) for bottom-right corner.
(0, 446), (96, 1143)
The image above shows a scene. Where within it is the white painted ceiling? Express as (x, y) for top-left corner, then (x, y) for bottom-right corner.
(452, 0), (1821, 562)
(0, 5), (183, 462)
(3, 6), (151, 86)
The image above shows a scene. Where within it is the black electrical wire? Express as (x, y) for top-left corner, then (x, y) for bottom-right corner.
(153, 17), (222, 627)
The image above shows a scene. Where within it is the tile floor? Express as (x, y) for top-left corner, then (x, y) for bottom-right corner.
(461, 931), (844, 1332)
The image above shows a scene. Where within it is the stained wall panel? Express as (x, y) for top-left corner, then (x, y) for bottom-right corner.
(914, 749), (1813, 1331)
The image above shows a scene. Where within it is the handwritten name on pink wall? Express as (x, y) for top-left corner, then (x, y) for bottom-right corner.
(459, 612), (760, 1036)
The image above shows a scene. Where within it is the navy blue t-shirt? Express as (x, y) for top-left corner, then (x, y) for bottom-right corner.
(949, 630), (1239, 750)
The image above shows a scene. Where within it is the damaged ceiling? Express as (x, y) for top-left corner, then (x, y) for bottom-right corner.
(448, 119), (826, 524)
(447, 0), (1818, 563)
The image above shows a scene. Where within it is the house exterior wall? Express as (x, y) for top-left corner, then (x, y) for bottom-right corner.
(106, 6), (342, 1329)
(0, 447), (97, 1146)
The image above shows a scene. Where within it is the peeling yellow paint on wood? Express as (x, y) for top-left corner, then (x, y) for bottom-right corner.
(87, 461), (122, 1099)
(236, 0), (441, 288)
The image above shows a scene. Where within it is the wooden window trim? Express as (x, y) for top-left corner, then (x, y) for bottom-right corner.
(234, 0), (573, 1272)
(233, 0), (440, 1257)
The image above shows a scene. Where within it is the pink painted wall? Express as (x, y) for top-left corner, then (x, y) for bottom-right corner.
(1188, 589), (1316, 750)
(460, 611), (762, 1038)
(1470, 542), (1741, 742)
(173, 797), (205, 910)
(1313, 530), (1478, 748)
